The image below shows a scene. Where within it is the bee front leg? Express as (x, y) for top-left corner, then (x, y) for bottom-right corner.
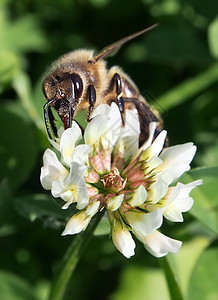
(48, 106), (58, 138)
(43, 99), (57, 139)
(111, 73), (124, 114)
(86, 85), (96, 122)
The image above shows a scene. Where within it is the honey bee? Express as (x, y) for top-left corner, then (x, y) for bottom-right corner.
(42, 24), (164, 146)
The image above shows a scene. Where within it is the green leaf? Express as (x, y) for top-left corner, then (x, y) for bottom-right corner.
(33, 77), (48, 126)
(0, 50), (20, 89)
(0, 271), (39, 300)
(208, 17), (218, 59)
(13, 72), (46, 134)
(7, 15), (48, 53)
(145, 24), (211, 64)
(181, 167), (218, 235)
(169, 236), (211, 298)
(34, 280), (50, 300)
(161, 256), (183, 300)
(0, 11), (47, 53)
(49, 213), (103, 300)
(13, 194), (72, 229)
(197, 141), (218, 167)
(94, 215), (110, 236)
(74, 109), (87, 130)
(111, 265), (170, 300)
(0, 107), (38, 189)
(187, 247), (218, 300)
(156, 63), (218, 110)
(0, 182), (15, 235)
(161, 236), (212, 300)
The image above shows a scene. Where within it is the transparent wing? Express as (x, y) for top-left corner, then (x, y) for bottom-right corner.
(91, 23), (158, 63)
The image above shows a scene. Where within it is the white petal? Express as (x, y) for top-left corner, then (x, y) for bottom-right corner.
(71, 144), (91, 165)
(61, 190), (78, 208)
(140, 122), (157, 151)
(123, 135), (139, 159)
(62, 202), (72, 209)
(126, 209), (163, 236)
(47, 126), (64, 152)
(109, 102), (122, 119)
(175, 179), (203, 199)
(147, 177), (168, 204)
(40, 149), (67, 190)
(157, 143), (197, 184)
(101, 103), (122, 149)
(131, 122), (157, 161)
(85, 200), (100, 217)
(48, 138), (60, 152)
(60, 123), (82, 167)
(163, 198), (193, 222)
(50, 162), (89, 210)
(144, 130), (167, 160)
(142, 231), (182, 257)
(107, 194), (124, 211)
(112, 219), (135, 258)
(66, 162), (88, 186)
(172, 196), (194, 212)
(61, 193), (75, 209)
(146, 156), (163, 173)
(62, 212), (91, 235)
(51, 177), (65, 198)
(84, 103), (122, 149)
(62, 200), (100, 236)
(51, 178), (78, 209)
(128, 185), (147, 207)
(122, 109), (140, 158)
(91, 103), (110, 118)
(84, 114), (105, 145)
(66, 163), (89, 209)
(122, 109), (140, 139)
(163, 179), (202, 222)
(76, 177), (90, 209)
(57, 126), (65, 138)
(151, 130), (167, 155)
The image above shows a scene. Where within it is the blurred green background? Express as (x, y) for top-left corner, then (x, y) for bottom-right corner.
(0, 0), (218, 299)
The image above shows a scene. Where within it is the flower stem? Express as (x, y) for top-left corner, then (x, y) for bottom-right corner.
(48, 212), (103, 300)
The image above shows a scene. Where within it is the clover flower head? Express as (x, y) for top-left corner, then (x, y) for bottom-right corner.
(40, 103), (202, 258)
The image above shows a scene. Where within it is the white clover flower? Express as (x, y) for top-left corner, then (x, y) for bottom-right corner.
(51, 162), (89, 210)
(110, 216), (136, 258)
(40, 149), (68, 190)
(84, 103), (122, 150)
(40, 103), (202, 259)
(139, 231), (182, 258)
(62, 201), (100, 235)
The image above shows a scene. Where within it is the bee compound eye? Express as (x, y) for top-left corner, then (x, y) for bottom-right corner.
(70, 74), (83, 99)
(55, 75), (61, 81)
(50, 79), (56, 87)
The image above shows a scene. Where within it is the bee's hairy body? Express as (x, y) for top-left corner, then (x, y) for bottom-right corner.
(42, 25), (164, 146)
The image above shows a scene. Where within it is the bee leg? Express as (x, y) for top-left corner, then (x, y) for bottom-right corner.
(43, 99), (57, 139)
(108, 73), (125, 123)
(48, 106), (58, 138)
(68, 105), (74, 128)
(86, 85), (96, 122)
(114, 73), (124, 113)
(122, 97), (163, 146)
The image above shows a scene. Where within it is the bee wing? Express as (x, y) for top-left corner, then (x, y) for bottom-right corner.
(91, 23), (158, 63)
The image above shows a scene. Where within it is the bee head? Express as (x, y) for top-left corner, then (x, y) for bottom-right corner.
(43, 71), (83, 104)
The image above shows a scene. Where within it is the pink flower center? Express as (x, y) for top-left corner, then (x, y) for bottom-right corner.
(103, 167), (127, 193)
